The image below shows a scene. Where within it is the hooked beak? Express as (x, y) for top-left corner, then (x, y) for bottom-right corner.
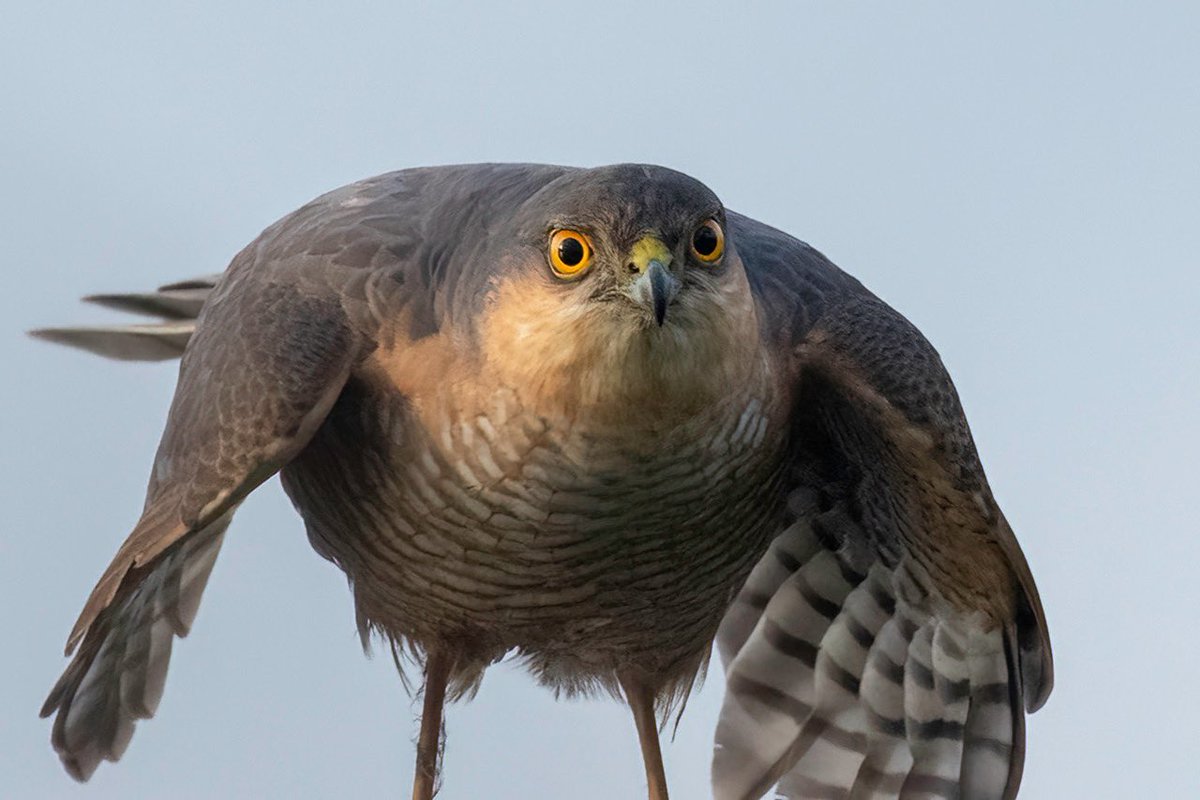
(646, 261), (673, 326)
(628, 236), (681, 326)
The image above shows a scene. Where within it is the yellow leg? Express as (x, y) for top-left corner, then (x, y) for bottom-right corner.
(620, 674), (670, 800)
(412, 649), (452, 800)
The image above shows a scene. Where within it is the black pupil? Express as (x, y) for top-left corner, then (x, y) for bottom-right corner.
(693, 224), (719, 256)
(558, 237), (585, 266)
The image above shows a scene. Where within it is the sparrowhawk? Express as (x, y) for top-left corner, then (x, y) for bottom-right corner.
(33, 163), (1053, 800)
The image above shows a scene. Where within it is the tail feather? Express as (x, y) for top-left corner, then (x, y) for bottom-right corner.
(29, 274), (219, 362)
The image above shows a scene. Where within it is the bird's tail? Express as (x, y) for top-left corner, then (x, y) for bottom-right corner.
(29, 274), (221, 361)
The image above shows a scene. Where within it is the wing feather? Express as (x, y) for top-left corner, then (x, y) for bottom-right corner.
(715, 216), (1052, 799)
(41, 255), (366, 781)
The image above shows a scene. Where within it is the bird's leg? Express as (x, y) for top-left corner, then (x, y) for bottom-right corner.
(619, 673), (670, 800)
(412, 648), (453, 800)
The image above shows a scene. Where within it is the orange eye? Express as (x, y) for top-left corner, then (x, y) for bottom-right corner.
(690, 218), (725, 263)
(549, 229), (593, 278)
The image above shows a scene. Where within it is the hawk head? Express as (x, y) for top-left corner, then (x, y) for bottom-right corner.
(480, 164), (765, 419)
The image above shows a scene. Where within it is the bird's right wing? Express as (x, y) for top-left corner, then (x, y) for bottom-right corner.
(38, 229), (377, 781)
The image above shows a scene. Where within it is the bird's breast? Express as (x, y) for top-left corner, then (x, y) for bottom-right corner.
(283, 367), (790, 680)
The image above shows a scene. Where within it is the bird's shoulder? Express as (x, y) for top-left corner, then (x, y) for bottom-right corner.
(727, 211), (869, 351)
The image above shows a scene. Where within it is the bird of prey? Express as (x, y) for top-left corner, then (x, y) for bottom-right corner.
(33, 163), (1052, 800)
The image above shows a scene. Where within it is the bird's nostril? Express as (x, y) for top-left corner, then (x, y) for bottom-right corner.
(627, 263), (638, 274)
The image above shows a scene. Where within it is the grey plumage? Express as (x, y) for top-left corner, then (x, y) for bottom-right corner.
(34, 163), (1052, 798)
(85, 275), (220, 319)
(41, 509), (231, 780)
(29, 275), (219, 360)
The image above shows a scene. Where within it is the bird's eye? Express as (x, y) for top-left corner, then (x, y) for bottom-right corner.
(548, 229), (593, 278)
(690, 219), (725, 263)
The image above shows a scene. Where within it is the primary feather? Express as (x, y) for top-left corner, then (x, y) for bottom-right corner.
(28, 275), (219, 361)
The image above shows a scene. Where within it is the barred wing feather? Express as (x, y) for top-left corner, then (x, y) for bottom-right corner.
(716, 287), (1051, 800)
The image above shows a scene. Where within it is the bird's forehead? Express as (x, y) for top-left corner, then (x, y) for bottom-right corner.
(522, 164), (723, 239)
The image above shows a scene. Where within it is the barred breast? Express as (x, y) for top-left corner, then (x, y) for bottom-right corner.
(281, 374), (789, 691)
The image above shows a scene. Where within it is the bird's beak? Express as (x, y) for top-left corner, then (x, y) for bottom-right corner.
(628, 236), (680, 326)
(646, 261), (672, 326)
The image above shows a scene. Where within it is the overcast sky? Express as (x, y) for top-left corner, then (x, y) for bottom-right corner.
(3, 2), (1198, 798)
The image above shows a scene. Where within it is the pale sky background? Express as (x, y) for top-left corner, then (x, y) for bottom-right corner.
(2, 2), (1198, 798)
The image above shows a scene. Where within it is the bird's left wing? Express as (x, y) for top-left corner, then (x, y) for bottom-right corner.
(714, 216), (1052, 800)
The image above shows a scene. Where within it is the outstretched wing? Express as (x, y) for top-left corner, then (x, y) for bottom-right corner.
(37, 195), (393, 780)
(715, 214), (1052, 800)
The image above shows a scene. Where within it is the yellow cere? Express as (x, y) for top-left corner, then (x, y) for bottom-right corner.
(628, 236), (673, 273)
